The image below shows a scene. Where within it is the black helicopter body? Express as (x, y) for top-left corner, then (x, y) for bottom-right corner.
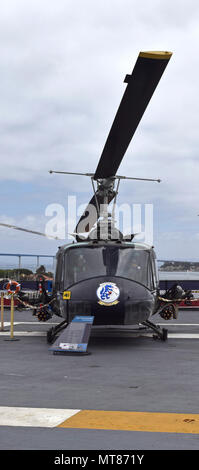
(53, 239), (159, 327)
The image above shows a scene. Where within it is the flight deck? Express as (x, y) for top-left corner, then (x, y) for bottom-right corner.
(0, 307), (199, 454)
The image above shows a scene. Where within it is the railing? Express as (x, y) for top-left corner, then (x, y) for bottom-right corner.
(0, 253), (56, 272)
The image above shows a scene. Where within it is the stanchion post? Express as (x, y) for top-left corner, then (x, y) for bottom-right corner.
(5, 293), (19, 342)
(1, 292), (4, 331)
(10, 294), (14, 339)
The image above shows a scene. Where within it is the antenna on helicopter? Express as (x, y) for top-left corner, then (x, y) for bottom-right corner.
(49, 170), (161, 183)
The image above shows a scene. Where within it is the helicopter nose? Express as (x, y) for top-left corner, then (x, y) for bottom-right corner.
(64, 276), (155, 326)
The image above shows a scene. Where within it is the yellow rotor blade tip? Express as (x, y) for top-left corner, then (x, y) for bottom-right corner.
(139, 51), (172, 60)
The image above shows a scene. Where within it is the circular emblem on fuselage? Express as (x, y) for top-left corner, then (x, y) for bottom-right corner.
(96, 282), (120, 306)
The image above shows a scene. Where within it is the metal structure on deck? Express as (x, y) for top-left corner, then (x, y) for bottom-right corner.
(0, 253), (56, 272)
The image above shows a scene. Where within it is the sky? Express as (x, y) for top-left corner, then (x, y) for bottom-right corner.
(1, 0), (199, 268)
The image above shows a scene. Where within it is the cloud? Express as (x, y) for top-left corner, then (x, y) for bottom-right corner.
(0, 0), (199, 259)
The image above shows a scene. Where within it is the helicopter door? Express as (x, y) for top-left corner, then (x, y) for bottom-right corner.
(151, 256), (159, 289)
(147, 255), (158, 291)
(55, 253), (64, 291)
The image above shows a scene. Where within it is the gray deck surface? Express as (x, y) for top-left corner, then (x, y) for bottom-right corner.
(0, 307), (199, 451)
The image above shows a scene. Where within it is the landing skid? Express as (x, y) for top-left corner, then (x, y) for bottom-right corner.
(47, 318), (168, 346)
(141, 319), (168, 341)
(47, 320), (68, 344)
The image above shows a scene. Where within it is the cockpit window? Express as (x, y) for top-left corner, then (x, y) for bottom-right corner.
(64, 246), (151, 288)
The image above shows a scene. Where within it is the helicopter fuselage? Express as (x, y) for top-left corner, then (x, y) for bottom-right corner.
(53, 240), (159, 326)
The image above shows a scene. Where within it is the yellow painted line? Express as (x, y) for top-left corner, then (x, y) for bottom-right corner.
(58, 410), (199, 434)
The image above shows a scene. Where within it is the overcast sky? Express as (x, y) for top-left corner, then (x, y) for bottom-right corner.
(0, 0), (199, 267)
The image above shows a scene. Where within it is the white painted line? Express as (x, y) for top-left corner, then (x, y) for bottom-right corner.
(168, 333), (199, 339)
(0, 407), (80, 428)
(0, 331), (47, 336)
(3, 322), (59, 327)
(1, 329), (199, 339)
(157, 323), (199, 327)
(2, 321), (199, 329)
(141, 332), (199, 339)
(1, 331), (199, 339)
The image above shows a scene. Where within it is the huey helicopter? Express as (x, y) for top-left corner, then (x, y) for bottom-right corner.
(0, 50), (188, 342)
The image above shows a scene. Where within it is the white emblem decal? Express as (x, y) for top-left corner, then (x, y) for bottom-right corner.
(96, 282), (120, 306)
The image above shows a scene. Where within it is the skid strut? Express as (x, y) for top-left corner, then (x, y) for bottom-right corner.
(142, 319), (168, 341)
(47, 320), (68, 344)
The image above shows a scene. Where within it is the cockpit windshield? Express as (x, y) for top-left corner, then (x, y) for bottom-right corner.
(64, 246), (152, 288)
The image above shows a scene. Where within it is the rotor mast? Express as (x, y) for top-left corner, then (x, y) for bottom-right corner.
(49, 170), (161, 240)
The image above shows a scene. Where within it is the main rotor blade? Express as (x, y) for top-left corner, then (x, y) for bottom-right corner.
(0, 223), (62, 240)
(94, 51), (172, 179)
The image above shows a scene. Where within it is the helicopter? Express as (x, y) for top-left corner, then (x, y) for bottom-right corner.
(1, 50), (189, 342)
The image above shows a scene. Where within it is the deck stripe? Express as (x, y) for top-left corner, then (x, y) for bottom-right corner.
(0, 407), (199, 433)
(58, 410), (199, 434)
(1, 331), (199, 338)
(0, 407), (80, 427)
